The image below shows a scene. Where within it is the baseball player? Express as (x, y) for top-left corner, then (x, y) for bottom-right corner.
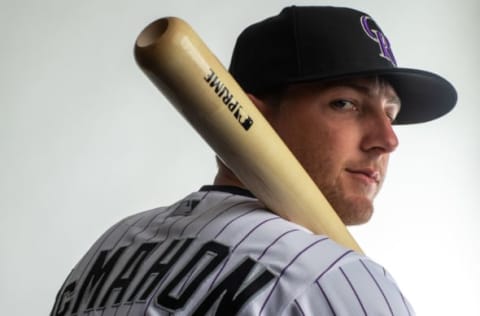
(51, 6), (456, 315)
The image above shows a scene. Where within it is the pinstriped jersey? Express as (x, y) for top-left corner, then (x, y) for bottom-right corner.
(51, 186), (415, 315)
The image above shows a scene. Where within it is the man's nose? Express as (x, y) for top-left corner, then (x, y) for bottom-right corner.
(361, 114), (399, 154)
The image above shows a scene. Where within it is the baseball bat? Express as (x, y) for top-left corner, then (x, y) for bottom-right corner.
(134, 17), (363, 254)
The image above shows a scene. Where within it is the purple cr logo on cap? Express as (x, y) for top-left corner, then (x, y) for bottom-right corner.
(360, 15), (397, 66)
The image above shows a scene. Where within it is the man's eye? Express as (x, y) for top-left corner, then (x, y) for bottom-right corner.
(330, 99), (357, 110)
(386, 112), (397, 123)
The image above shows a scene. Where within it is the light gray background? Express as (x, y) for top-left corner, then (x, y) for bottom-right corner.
(1, 0), (478, 315)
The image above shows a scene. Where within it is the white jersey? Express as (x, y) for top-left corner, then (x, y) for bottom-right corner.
(51, 186), (415, 315)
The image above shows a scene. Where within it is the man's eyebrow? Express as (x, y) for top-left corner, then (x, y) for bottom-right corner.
(326, 81), (402, 108)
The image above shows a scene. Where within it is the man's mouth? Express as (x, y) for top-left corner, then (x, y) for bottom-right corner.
(346, 168), (381, 184)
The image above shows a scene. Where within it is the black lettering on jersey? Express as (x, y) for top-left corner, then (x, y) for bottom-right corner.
(52, 238), (277, 315)
(98, 242), (157, 307)
(127, 238), (194, 302)
(156, 241), (229, 310)
(71, 246), (127, 313)
(192, 257), (275, 315)
(52, 281), (76, 316)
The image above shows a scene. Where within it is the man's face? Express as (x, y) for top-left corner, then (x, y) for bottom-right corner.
(263, 77), (401, 225)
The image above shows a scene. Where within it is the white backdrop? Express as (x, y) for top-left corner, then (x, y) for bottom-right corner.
(1, 0), (478, 315)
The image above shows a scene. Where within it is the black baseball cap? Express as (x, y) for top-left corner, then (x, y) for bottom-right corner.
(229, 6), (457, 124)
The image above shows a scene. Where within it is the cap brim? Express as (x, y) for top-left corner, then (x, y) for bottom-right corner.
(381, 68), (457, 124)
(286, 68), (457, 124)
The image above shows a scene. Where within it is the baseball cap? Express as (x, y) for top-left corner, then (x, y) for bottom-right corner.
(229, 6), (457, 124)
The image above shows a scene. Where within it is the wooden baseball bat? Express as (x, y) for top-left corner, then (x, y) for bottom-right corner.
(134, 17), (363, 254)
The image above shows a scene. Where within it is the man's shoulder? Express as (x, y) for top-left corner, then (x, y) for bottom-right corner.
(112, 187), (360, 281)
(114, 187), (357, 269)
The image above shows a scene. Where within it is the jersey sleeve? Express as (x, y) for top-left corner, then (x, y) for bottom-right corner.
(281, 258), (415, 316)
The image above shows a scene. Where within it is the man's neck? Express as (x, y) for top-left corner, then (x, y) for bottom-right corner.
(213, 165), (245, 188)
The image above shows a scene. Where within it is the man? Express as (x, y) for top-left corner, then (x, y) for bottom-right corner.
(215, 76), (401, 226)
(51, 6), (456, 315)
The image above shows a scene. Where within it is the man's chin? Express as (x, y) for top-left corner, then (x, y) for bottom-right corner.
(332, 196), (374, 226)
